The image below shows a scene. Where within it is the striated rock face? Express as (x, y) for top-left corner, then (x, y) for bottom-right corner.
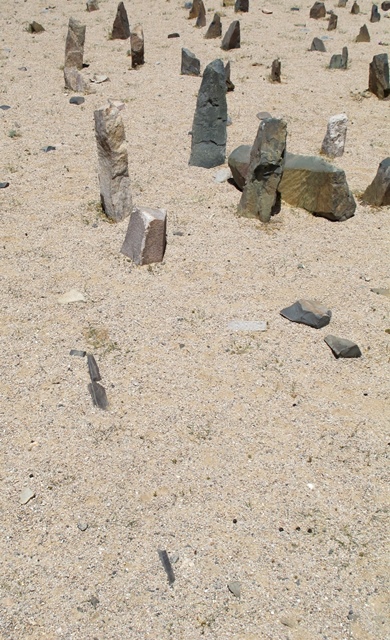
(221, 20), (240, 50)
(94, 102), (132, 222)
(368, 53), (390, 99)
(130, 24), (144, 68)
(320, 113), (348, 158)
(324, 335), (362, 358)
(121, 207), (167, 265)
(65, 17), (86, 70)
(362, 157), (390, 206)
(112, 2), (130, 40)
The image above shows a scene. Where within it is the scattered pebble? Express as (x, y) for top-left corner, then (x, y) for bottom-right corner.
(77, 521), (88, 531)
(70, 349), (86, 357)
(69, 96), (85, 105)
(58, 289), (86, 304)
(324, 335), (362, 358)
(214, 168), (232, 183)
(91, 74), (109, 83)
(20, 487), (35, 505)
(227, 581), (241, 598)
(0, 105), (11, 110)
(41, 145), (56, 152)
(0, 182), (10, 189)
(168, 33), (180, 38)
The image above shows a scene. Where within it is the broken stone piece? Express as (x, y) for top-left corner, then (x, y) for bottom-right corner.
(280, 299), (332, 329)
(181, 48), (200, 76)
(0, 181), (10, 188)
(320, 113), (348, 158)
(228, 144), (251, 189)
(381, 1), (390, 9)
(235, 0), (249, 12)
(131, 24), (144, 68)
(65, 17), (86, 70)
(205, 13), (222, 39)
(69, 96), (85, 105)
(362, 157), (390, 206)
(350, 1), (360, 14)
(158, 549), (175, 585)
(228, 581), (241, 598)
(27, 21), (45, 33)
(368, 53), (390, 99)
(111, 1), (130, 39)
(310, 2), (326, 19)
(324, 335), (362, 358)
(371, 287), (390, 296)
(121, 206), (167, 265)
(221, 20), (240, 51)
(356, 24), (370, 42)
(64, 67), (91, 94)
(329, 46), (348, 69)
(58, 289), (86, 304)
(271, 58), (281, 82)
(86, 0), (99, 11)
(87, 353), (101, 382)
(370, 4), (381, 21)
(310, 37), (326, 51)
(70, 349), (86, 357)
(88, 382), (108, 409)
(20, 487), (35, 505)
(328, 13), (338, 30)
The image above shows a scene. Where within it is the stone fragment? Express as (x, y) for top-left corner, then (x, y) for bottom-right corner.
(158, 550), (175, 585)
(189, 59), (227, 168)
(362, 157), (390, 205)
(181, 48), (200, 76)
(70, 349), (86, 357)
(350, 1), (360, 14)
(111, 1), (130, 40)
(280, 299), (332, 329)
(310, 2), (326, 19)
(370, 4), (381, 21)
(320, 113), (348, 158)
(42, 145), (56, 152)
(368, 53), (389, 99)
(228, 320), (267, 331)
(94, 102), (132, 222)
(20, 487), (35, 505)
(214, 168), (232, 183)
(168, 33), (180, 38)
(58, 289), (86, 304)
(87, 354), (101, 382)
(223, 0), (235, 5)
(279, 152), (356, 221)
(65, 17), (86, 69)
(271, 58), (281, 82)
(196, 2), (206, 27)
(356, 24), (370, 42)
(189, 0), (205, 20)
(382, 1), (390, 9)
(221, 20), (240, 50)
(27, 21), (45, 33)
(225, 61), (235, 91)
(64, 67), (91, 93)
(78, 521), (88, 531)
(69, 96), (85, 105)
(88, 382), (108, 409)
(238, 118), (287, 222)
(235, 0), (249, 12)
(205, 13), (222, 39)
(131, 24), (144, 68)
(86, 0), (99, 11)
(324, 335), (362, 358)
(121, 206), (167, 265)
(371, 287), (390, 296)
(91, 74), (108, 83)
(0, 182), (10, 188)
(0, 105), (11, 110)
(329, 46), (348, 69)
(228, 144), (251, 189)
(338, 0), (347, 6)
(310, 37), (326, 51)
(257, 110), (273, 120)
(228, 581), (241, 598)
(328, 13), (338, 29)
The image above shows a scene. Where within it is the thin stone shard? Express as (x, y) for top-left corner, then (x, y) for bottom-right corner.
(87, 353), (101, 382)
(131, 24), (144, 68)
(158, 549), (175, 585)
(221, 20), (240, 50)
(368, 53), (390, 99)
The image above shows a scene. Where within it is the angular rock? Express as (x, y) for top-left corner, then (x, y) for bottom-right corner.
(225, 61), (235, 91)
(20, 487), (35, 505)
(310, 2), (326, 19)
(0, 181), (9, 188)
(271, 58), (281, 82)
(181, 48), (200, 76)
(338, 0), (347, 6)
(168, 33), (180, 38)
(221, 20), (240, 51)
(328, 13), (338, 30)
(362, 157), (390, 205)
(350, 1), (360, 14)
(70, 349), (86, 357)
(356, 24), (370, 42)
(238, 118), (287, 222)
(370, 4), (381, 21)
(228, 144), (251, 189)
(214, 168), (232, 183)
(310, 37), (326, 51)
(324, 335), (362, 358)
(205, 13), (222, 39)
(189, 59), (227, 168)
(69, 96), (85, 105)
(320, 113), (348, 158)
(329, 46), (348, 69)
(131, 24), (144, 68)
(94, 102), (132, 222)
(228, 581), (241, 598)
(111, 1), (130, 40)
(280, 299), (332, 329)
(87, 353), (101, 382)
(235, 0), (249, 12)
(88, 381), (108, 409)
(58, 289), (86, 304)
(189, 0), (205, 20)
(382, 1), (390, 9)
(65, 17), (86, 70)
(368, 53), (390, 99)
(196, 2), (206, 28)
(121, 206), (167, 265)
(27, 21), (45, 34)
(279, 152), (356, 221)
(64, 67), (91, 93)
(86, 0), (99, 11)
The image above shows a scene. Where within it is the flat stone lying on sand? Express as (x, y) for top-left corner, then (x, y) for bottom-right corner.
(356, 24), (370, 42)
(324, 335), (362, 358)
(0, 182), (10, 188)
(181, 48), (200, 76)
(362, 157), (390, 205)
(280, 299), (332, 329)
(121, 206), (167, 265)
(131, 24), (144, 68)
(69, 96), (85, 105)
(221, 20), (240, 50)
(371, 287), (390, 297)
(20, 487), (35, 505)
(205, 13), (222, 39)
(320, 113), (348, 158)
(58, 289), (86, 304)
(310, 37), (326, 51)
(111, 1), (130, 39)
(310, 2), (326, 19)
(368, 53), (390, 99)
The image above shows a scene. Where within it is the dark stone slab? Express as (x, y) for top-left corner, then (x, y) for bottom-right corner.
(370, 4), (381, 21)
(0, 105), (11, 110)
(87, 353), (101, 382)
(328, 13), (338, 30)
(350, 1), (360, 13)
(324, 335), (362, 358)
(205, 13), (222, 39)
(228, 144), (251, 189)
(271, 58), (281, 82)
(88, 382), (108, 409)
(280, 299), (332, 329)
(368, 53), (389, 99)
(27, 21), (45, 33)
(310, 2), (326, 19)
(195, 1), (206, 27)
(181, 48), (200, 76)
(329, 46), (348, 69)
(382, 1), (390, 9)
(189, 0), (205, 20)
(111, 1), (130, 40)
(225, 61), (235, 91)
(168, 32), (180, 38)
(221, 20), (240, 50)
(310, 37), (326, 51)
(356, 24), (370, 42)
(362, 157), (390, 205)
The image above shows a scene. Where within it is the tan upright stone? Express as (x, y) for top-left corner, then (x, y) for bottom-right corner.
(65, 17), (86, 69)
(121, 207), (167, 265)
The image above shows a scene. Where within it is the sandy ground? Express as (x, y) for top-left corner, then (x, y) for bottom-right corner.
(0, 0), (389, 638)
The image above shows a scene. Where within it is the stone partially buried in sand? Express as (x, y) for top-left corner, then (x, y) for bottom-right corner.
(310, 2), (326, 19)
(310, 37), (326, 52)
(356, 24), (370, 42)
(362, 157), (390, 205)
(280, 299), (332, 329)
(320, 113), (348, 158)
(20, 487), (35, 505)
(324, 335), (362, 358)
(121, 206), (167, 266)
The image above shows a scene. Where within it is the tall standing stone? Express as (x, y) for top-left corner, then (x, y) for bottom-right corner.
(235, 0), (249, 12)
(121, 207), (167, 265)
(205, 13), (222, 39)
(130, 24), (144, 68)
(221, 21), (240, 50)
(65, 17), (86, 69)
(310, 2), (326, 18)
(362, 158), (390, 206)
(111, 2), (130, 40)
(271, 58), (281, 82)
(356, 24), (370, 42)
(370, 4), (381, 21)
(94, 102), (132, 222)
(310, 37), (326, 51)
(328, 12), (338, 30)
(320, 114), (348, 158)
(238, 118), (287, 222)
(189, 59), (227, 168)
(368, 53), (390, 99)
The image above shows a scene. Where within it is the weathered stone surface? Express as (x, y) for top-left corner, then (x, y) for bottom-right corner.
(228, 144), (251, 189)
(189, 0), (205, 20)
(86, 0), (99, 11)
(320, 113), (348, 158)
(338, 0), (347, 6)
(235, 0), (249, 12)
(238, 118), (287, 222)
(382, 1), (390, 9)
(221, 20), (240, 50)
(27, 21), (45, 34)
(310, 2), (326, 19)
(271, 58), (281, 82)
(65, 17), (86, 70)
(88, 382), (108, 409)
(368, 53), (389, 99)
(189, 59), (227, 168)
(356, 24), (370, 42)
(196, 1), (206, 27)
(94, 102), (132, 221)
(362, 157), (390, 205)
(280, 299), (332, 329)
(181, 48), (200, 76)
(324, 335), (362, 358)
(87, 354), (101, 382)
(131, 24), (144, 68)
(225, 61), (235, 91)
(370, 4), (381, 21)
(121, 206), (167, 265)
(280, 152), (356, 221)
(205, 13), (222, 39)
(20, 487), (35, 505)
(64, 67), (91, 93)
(328, 12), (338, 30)
(223, 0), (235, 5)
(112, 2), (130, 40)
(351, 1), (360, 14)
(310, 37), (326, 51)
(329, 46), (348, 69)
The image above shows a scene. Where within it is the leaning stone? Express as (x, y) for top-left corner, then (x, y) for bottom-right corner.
(271, 58), (281, 82)
(235, 0), (249, 12)
(228, 144), (251, 189)
(189, 0), (205, 20)
(121, 206), (167, 265)
(370, 4), (381, 21)
(280, 299), (332, 329)
(329, 46), (348, 69)
(328, 13), (338, 30)
(350, 1), (360, 14)
(279, 152), (356, 221)
(205, 13), (222, 39)
(64, 67), (91, 93)
(131, 24), (144, 68)
(94, 102), (132, 222)
(362, 157), (390, 205)
(310, 37), (326, 51)
(86, 0), (99, 11)
(181, 48), (200, 76)
(65, 17), (86, 69)
(27, 21), (45, 33)
(196, 2), (206, 27)
(221, 20), (240, 50)
(310, 2), (326, 19)
(324, 335), (362, 358)
(320, 113), (348, 158)
(189, 59), (227, 168)
(111, 1), (130, 40)
(368, 53), (389, 99)
(225, 61), (235, 91)
(238, 118), (287, 222)
(356, 24), (370, 42)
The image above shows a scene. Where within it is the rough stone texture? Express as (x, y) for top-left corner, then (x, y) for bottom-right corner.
(328, 13), (338, 30)
(280, 299), (332, 329)
(320, 113), (348, 158)
(235, 0), (249, 12)
(94, 102), (132, 222)
(279, 152), (356, 221)
(362, 157), (390, 206)
(65, 17), (86, 70)
(121, 206), (167, 266)
(271, 58), (281, 82)
(181, 48), (200, 76)
(370, 4), (381, 21)
(382, 1), (390, 9)
(27, 21), (45, 33)
(351, 1), (360, 14)
(310, 2), (326, 19)
(196, 2), (206, 28)
(310, 37), (326, 51)
(329, 46), (348, 69)
(88, 382), (108, 409)
(324, 335), (362, 358)
(189, 59), (227, 168)
(189, 0), (205, 20)
(238, 118), (287, 223)
(356, 24), (370, 42)
(221, 20), (240, 50)
(368, 53), (390, 99)
(228, 144), (251, 189)
(111, 2), (130, 40)
(64, 67), (91, 93)
(86, 0), (99, 11)
(131, 24), (144, 68)
(225, 61), (235, 92)
(205, 13), (222, 39)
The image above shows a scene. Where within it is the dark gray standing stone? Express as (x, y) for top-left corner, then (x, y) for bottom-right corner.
(121, 207), (167, 265)
(382, 1), (390, 9)
(158, 550), (175, 586)
(362, 157), (390, 205)
(368, 53), (390, 99)
(356, 24), (370, 42)
(196, 2), (206, 27)
(87, 354), (101, 382)
(310, 2), (326, 18)
(181, 48), (200, 76)
(131, 24), (144, 68)
(111, 2), (130, 40)
(189, 59), (227, 168)
(310, 37), (326, 51)
(271, 58), (281, 82)
(65, 17), (86, 69)
(370, 4), (381, 21)
(324, 335), (362, 358)
(228, 144), (251, 189)
(235, 0), (249, 12)
(69, 96), (85, 104)
(329, 46), (348, 69)
(351, 1), (360, 13)
(238, 118), (287, 222)
(205, 13), (222, 39)
(225, 61), (235, 91)
(280, 299), (332, 329)
(86, 0), (99, 11)
(88, 382), (108, 409)
(70, 349), (86, 357)
(27, 21), (45, 33)
(328, 13), (338, 29)
(221, 20), (240, 50)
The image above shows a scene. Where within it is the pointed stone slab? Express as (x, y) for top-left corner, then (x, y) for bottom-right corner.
(131, 24), (144, 68)
(221, 20), (240, 50)
(205, 13), (222, 39)
(189, 59), (227, 168)
(362, 157), (390, 206)
(310, 37), (326, 51)
(280, 299), (332, 329)
(195, 2), (206, 27)
(351, 1), (360, 13)
(329, 46), (348, 69)
(356, 24), (370, 42)
(320, 113), (348, 158)
(310, 2), (326, 18)
(324, 335), (362, 358)
(368, 53), (390, 99)
(65, 17), (86, 70)
(181, 48), (200, 76)
(112, 1), (130, 40)
(225, 61), (235, 91)
(328, 13), (338, 30)
(121, 206), (167, 265)
(87, 354), (101, 382)
(88, 382), (108, 409)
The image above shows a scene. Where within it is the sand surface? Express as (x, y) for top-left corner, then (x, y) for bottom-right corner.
(1, 1), (389, 638)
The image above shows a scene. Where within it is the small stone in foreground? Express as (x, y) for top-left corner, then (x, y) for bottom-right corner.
(356, 24), (370, 42)
(27, 21), (45, 33)
(310, 2), (326, 19)
(362, 157), (390, 205)
(324, 335), (362, 358)
(320, 113), (348, 158)
(280, 299), (332, 329)
(205, 13), (222, 39)
(69, 96), (85, 105)
(20, 487), (35, 505)
(228, 581), (241, 598)
(310, 37), (326, 51)
(368, 53), (390, 99)
(221, 20), (240, 50)
(121, 207), (167, 265)
(370, 4), (381, 21)
(181, 48), (200, 76)
(88, 381), (108, 409)
(0, 182), (10, 188)
(111, 1), (130, 40)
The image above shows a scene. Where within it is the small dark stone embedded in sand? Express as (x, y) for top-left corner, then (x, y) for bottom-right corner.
(280, 299), (332, 328)
(271, 58), (281, 82)
(69, 96), (85, 105)
(370, 4), (381, 21)
(70, 349), (86, 357)
(158, 549), (175, 585)
(310, 37), (326, 51)
(88, 381), (108, 409)
(356, 24), (370, 42)
(42, 145), (56, 152)
(168, 32), (180, 38)
(181, 48), (200, 76)
(0, 105), (11, 110)
(87, 353), (101, 382)
(362, 157), (390, 205)
(0, 182), (10, 189)
(324, 335), (362, 358)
